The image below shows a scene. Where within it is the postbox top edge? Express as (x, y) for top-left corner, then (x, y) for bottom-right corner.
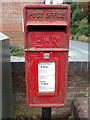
(23, 4), (71, 10)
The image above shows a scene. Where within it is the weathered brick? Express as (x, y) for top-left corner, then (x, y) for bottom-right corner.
(13, 93), (27, 100)
(82, 62), (88, 70)
(14, 99), (27, 105)
(11, 62), (17, 71)
(1, 1), (44, 46)
(17, 62), (25, 71)
(68, 62), (75, 70)
(12, 65), (89, 118)
(71, 97), (88, 119)
(75, 62), (81, 70)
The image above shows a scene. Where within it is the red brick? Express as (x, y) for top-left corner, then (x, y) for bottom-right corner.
(1, 1), (44, 46)
(12, 65), (89, 117)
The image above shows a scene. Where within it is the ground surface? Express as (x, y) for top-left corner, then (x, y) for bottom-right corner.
(11, 40), (89, 62)
(69, 40), (89, 61)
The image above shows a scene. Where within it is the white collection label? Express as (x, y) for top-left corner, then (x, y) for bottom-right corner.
(38, 62), (55, 92)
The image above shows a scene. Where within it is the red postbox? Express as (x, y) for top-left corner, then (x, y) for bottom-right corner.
(23, 4), (71, 107)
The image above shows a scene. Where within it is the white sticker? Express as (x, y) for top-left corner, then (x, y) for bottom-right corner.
(38, 62), (55, 92)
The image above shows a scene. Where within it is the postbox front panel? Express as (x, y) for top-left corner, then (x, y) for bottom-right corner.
(23, 5), (71, 107)
(25, 51), (68, 107)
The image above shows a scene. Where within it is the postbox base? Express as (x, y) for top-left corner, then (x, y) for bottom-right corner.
(28, 103), (65, 108)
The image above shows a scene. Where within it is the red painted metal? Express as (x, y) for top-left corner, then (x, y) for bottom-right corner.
(23, 4), (71, 107)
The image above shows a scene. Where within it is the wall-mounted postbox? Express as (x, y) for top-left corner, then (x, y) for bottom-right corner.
(23, 4), (71, 107)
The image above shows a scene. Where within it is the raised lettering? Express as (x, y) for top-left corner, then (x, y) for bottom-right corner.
(50, 12), (53, 18)
(36, 36), (43, 47)
(29, 13), (32, 18)
(58, 12), (62, 18)
(53, 12), (56, 18)
(41, 12), (44, 18)
(62, 12), (65, 18)
(36, 12), (40, 18)
(46, 12), (49, 18)
(32, 12), (35, 18)
(27, 9), (67, 20)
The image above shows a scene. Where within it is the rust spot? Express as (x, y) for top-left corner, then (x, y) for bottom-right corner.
(27, 61), (30, 69)
(30, 47), (36, 51)
(60, 91), (62, 98)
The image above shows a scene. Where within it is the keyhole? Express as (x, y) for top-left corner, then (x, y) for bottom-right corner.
(34, 78), (36, 81)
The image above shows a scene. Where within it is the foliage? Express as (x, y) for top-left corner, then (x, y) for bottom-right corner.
(69, 116), (72, 119)
(64, 2), (89, 40)
(71, 7), (84, 25)
(79, 2), (89, 18)
(10, 45), (24, 56)
(77, 17), (90, 37)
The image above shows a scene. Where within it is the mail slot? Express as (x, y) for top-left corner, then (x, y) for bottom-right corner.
(23, 4), (71, 107)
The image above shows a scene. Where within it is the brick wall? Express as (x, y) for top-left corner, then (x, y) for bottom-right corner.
(71, 97), (88, 119)
(12, 62), (89, 119)
(1, 1), (44, 46)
